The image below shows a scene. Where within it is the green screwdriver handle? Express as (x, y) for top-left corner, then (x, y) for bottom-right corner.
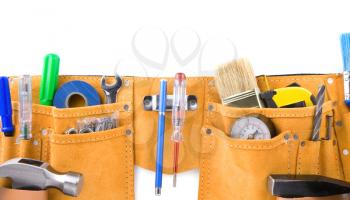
(40, 54), (60, 106)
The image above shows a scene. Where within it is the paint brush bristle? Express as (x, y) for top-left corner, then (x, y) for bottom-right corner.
(215, 58), (258, 101)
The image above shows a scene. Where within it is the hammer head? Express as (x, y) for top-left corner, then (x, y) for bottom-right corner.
(0, 158), (83, 197)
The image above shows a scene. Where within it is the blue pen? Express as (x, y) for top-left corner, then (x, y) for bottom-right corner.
(155, 79), (167, 196)
(341, 33), (350, 106)
(0, 77), (14, 137)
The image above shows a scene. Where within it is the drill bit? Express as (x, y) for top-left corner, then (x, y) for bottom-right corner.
(311, 85), (325, 141)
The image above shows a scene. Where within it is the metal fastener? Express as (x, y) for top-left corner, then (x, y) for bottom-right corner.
(327, 78), (334, 84)
(206, 129), (212, 135)
(208, 104), (214, 111)
(284, 133), (290, 140)
(33, 140), (39, 146)
(41, 129), (48, 136)
(336, 121), (343, 127)
(124, 104), (129, 111)
(124, 80), (130, 87)
(293, 134), (299, 140)
(300, 141), (306, 147)
(333, 140), (337, 146)
(125, 129), (132, 136)
(343, 149), (349, 156)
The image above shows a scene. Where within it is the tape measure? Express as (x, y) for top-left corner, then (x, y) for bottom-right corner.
(260, 84), (316, 108)
(231, 114), (275, 140)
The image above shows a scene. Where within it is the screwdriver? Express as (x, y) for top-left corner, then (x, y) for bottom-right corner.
(0, 77), (14, 137)
(19, 75), (32, 140)
(40, 54), (60, 106)
(155, 79), (167, 196)
(171, 73), (186, 187)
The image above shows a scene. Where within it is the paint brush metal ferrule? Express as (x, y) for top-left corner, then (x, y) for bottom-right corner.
(222, 88), (264, 108)
(341, 33), (350, 106)
(344, 71), (350, 105)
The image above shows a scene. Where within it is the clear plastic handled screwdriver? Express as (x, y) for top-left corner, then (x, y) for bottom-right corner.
(172, 73), (186, 187)
(19, 75), (32, 140)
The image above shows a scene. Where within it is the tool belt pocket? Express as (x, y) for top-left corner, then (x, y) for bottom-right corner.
(199, 100), (342, 200)
(46, 102), (134, 200)
(199, 126), (296, 200)
(1, 103), (53, 163)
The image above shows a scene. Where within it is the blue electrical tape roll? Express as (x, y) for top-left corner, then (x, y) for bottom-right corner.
(53, 80), (101, 108)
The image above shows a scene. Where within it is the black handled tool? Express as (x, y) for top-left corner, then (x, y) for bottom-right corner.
(268, 175), (350, 198)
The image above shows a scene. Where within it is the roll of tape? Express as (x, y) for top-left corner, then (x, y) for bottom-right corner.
(53, 80), (101, 108)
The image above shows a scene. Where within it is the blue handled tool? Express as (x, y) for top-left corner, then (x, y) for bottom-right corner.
(0, 77), (14, 137)
(341, 33), (350, 106)
(155, 79), (167, 196)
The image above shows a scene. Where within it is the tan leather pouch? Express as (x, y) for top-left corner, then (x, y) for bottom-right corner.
(198, 74), (346, 200)
(0, 74), (349, 200)
(0, 187), (48, 200)
(1, 76), (134, 200)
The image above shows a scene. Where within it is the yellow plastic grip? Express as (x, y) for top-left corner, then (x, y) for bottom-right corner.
(272, 87), (315, 107)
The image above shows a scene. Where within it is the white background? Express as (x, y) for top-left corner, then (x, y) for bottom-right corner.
(1, 0), (350, 199)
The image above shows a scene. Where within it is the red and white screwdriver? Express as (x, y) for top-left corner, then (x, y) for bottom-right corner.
(172, 73), (186, 187)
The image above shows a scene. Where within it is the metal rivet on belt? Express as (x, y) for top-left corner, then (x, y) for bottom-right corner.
(343, 149), (349, 156)
(41, 129), (48, 136)
(33, 140), (39, 146)
(124, 104), (129, 111)
(300, 141), (306, 147)
(125, 129), (132, 136)
(206, 128), (212, 135)
(327, 78), (334, 84)
(124, 80), (130, 87)
(333, 140), (337, 146)
(208, 104), (214, 112)
(284, 133), (290, 140)
(293, 134), (299, 141)
(336, 121), (343, 127)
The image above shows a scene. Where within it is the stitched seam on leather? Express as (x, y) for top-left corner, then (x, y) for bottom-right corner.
(129, 138), (134, 200)
(43, 136), (48, 162)
(334, 143), (342, 179)
(258, 77), (327, 82)
(297, 143), (302, 174)
(316, 145), (320, 175)
(206, 141), (211, 200)
(30, 109), (53, 115)
(133, 77), (208, 81)
(126, 135), (133, 200)
(288, 141), (291, 175)
(227, 142), (286, 150)
(50, 132), (125, 144)
(125, 136), (129, 200)
(212, 102), (335, 118)
(219, 112), (329, 118)
(53, 109), (128, 118)
(200, 134), (209, 200)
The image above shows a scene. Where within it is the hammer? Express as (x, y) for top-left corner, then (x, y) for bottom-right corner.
(0, 158), (83, 197)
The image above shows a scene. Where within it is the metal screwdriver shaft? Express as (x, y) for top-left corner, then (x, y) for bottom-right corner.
(311, 85), (325, 141)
